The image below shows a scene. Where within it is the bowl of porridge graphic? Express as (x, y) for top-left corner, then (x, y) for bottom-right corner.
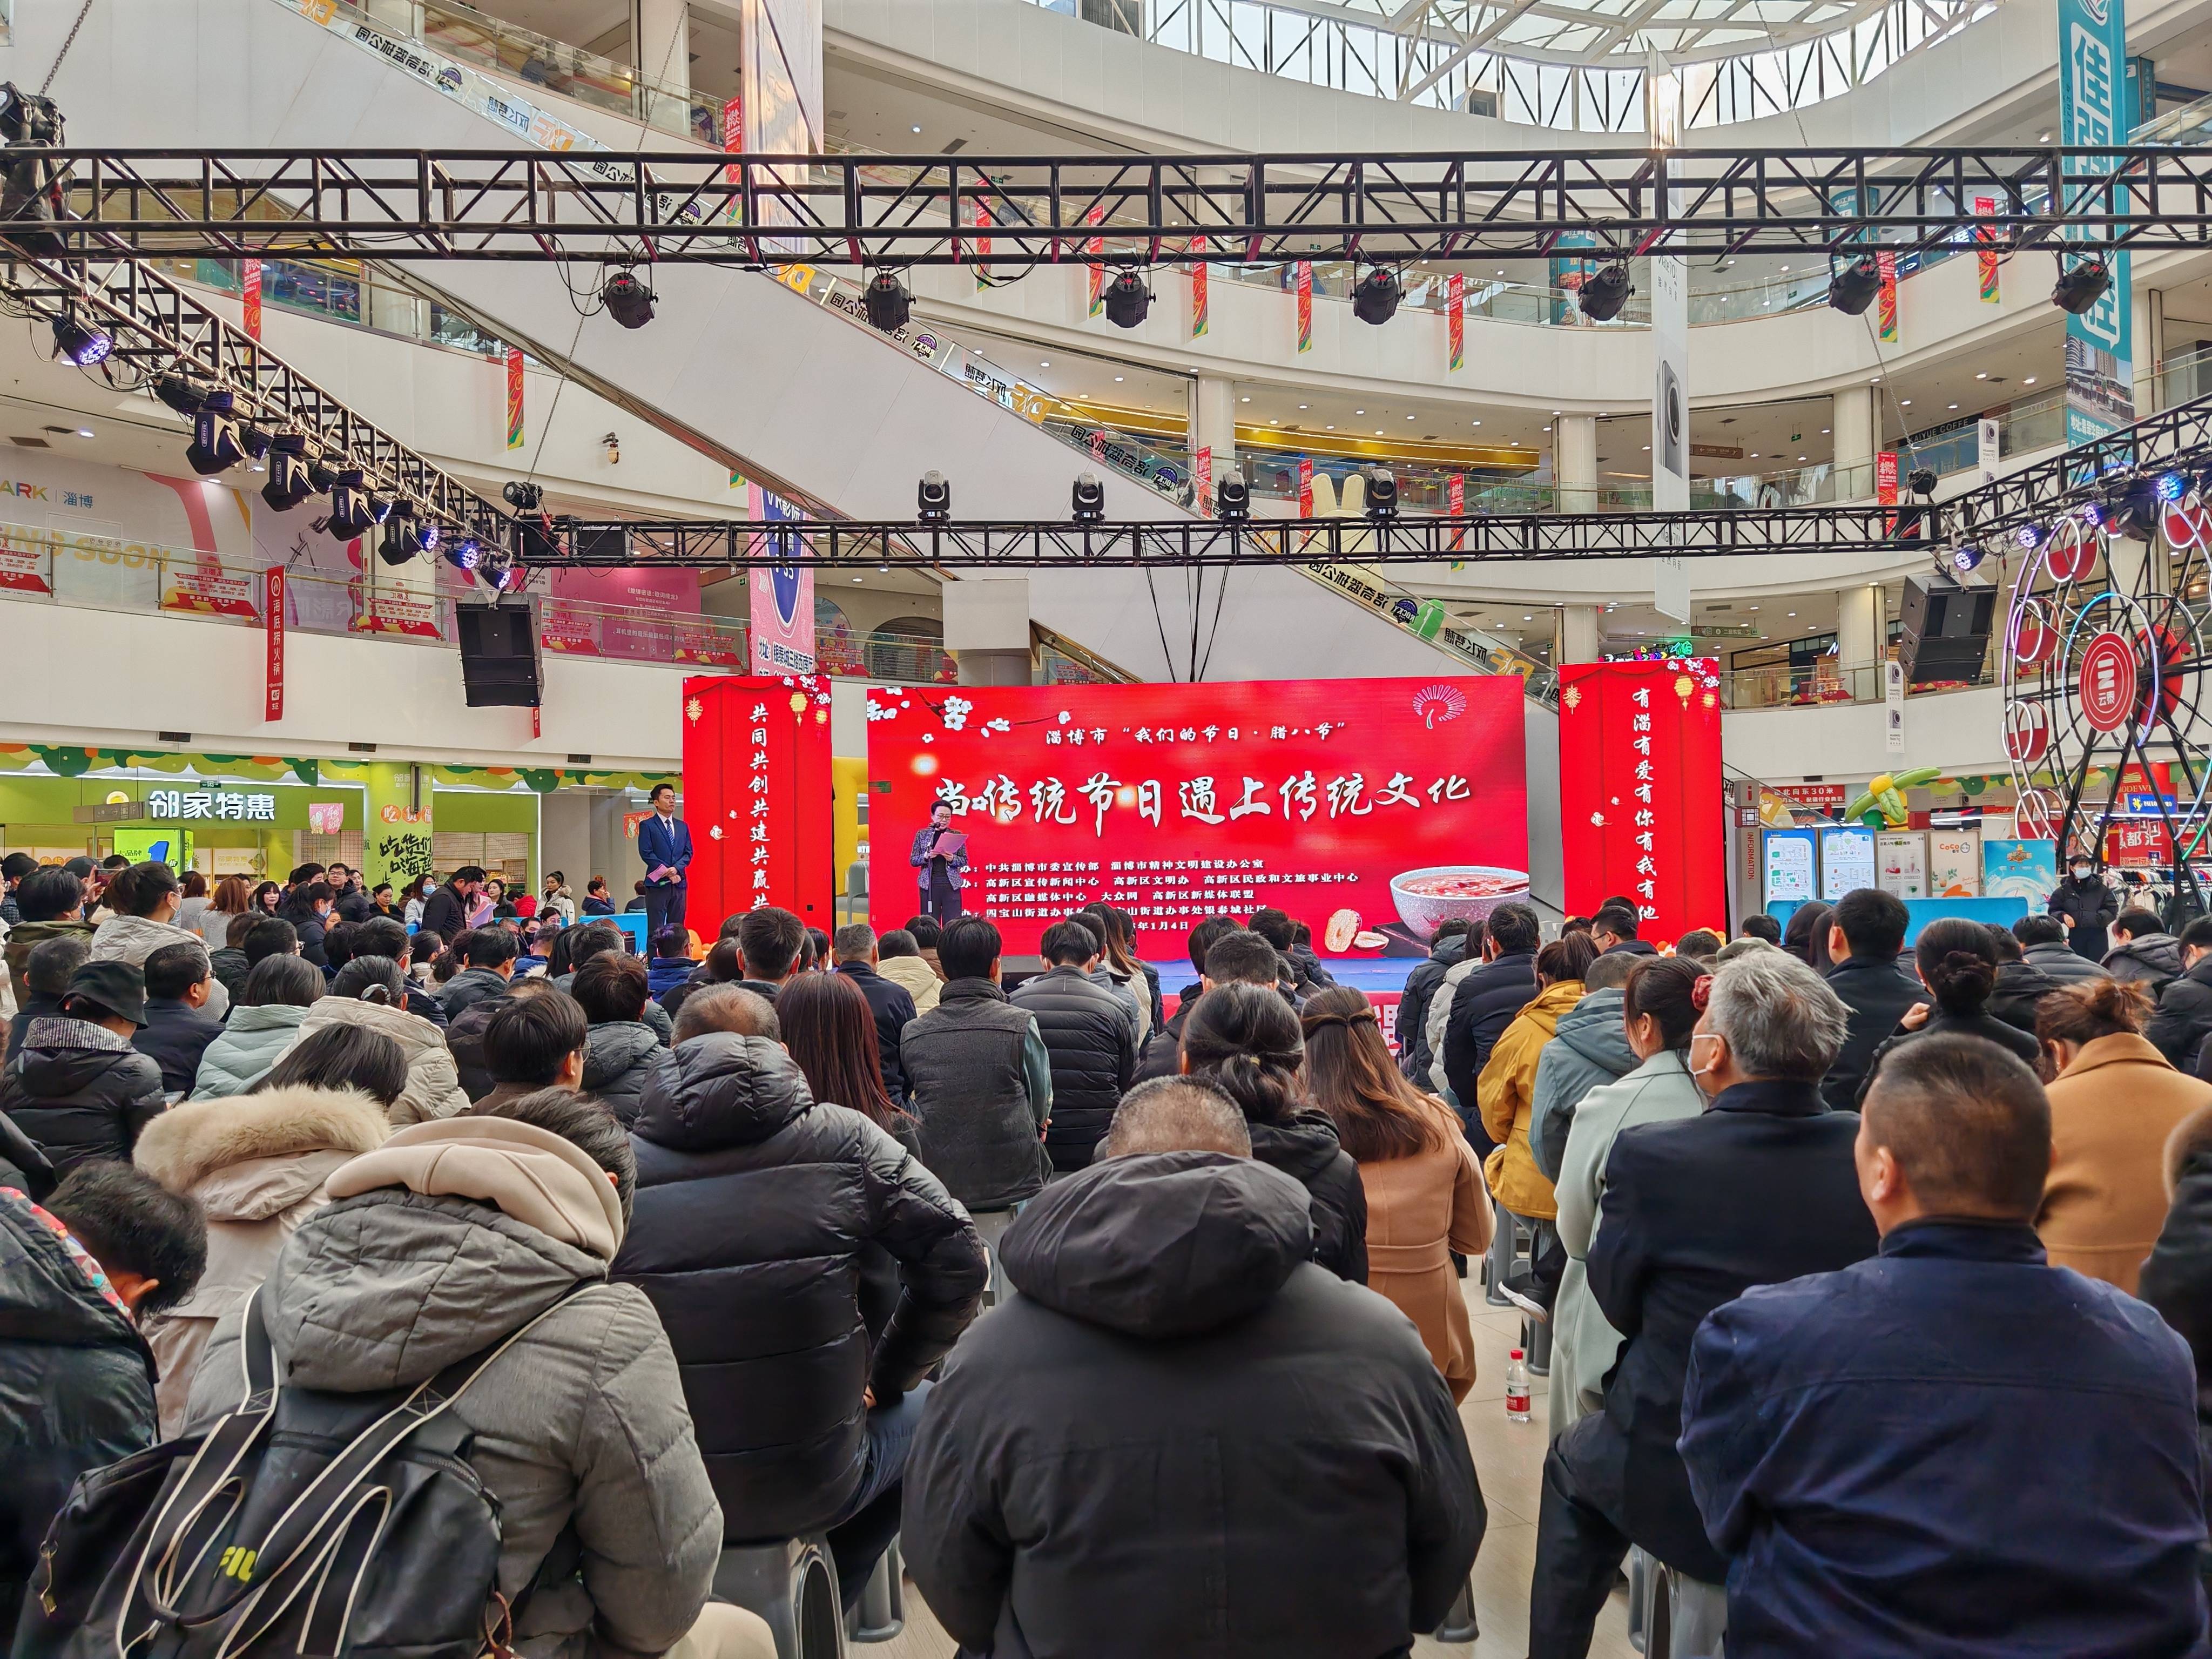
(1390, 866), (1533, 941)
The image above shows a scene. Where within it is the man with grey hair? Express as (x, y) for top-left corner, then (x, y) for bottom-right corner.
(832, 921), (916, 1107)
(1100, 1078), (1253, 1159)
(1527, 948), (1879, 1659)
(671, 983), (780, 1045)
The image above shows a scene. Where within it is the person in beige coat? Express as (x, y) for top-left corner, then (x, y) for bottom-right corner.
(133, 1067), (395, 1433)
(1303, 987), (1492, 1401)
(877, 929), (942, 1015)
(295, 955), (470, 1124)
(1551, 956), (1708, 1438)
(2037, 976), (2212, 1293)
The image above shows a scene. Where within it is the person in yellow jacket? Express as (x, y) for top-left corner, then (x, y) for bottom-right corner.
(1477, 932), (1597, 1312)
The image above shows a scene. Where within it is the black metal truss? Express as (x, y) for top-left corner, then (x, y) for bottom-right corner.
(11, 142), (2212, 264)
(1946, 393), (2212, 547)
(2, 249), (510, 542)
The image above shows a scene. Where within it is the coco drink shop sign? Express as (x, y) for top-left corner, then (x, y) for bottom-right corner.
(145, 789), (278, 821)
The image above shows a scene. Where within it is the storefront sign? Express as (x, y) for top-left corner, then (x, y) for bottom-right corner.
(867, 677), (1527, 957)
(147, 790), (277, 821)
(264, 566), (285, 722)
(684, 675), (835, 926)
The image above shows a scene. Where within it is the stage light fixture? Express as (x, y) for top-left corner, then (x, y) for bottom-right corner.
(1952, 542), (1985, 574)
(2080, 501), (2105, 527)
(918, 471), (951, 523)
(1826, 254), (1882, 317)
(502, 480), (544, 513)
(1103, 270), (1152, 329)
(260, 431), (313, 511)
(1577, 262), (1634, 322)
(154, 374), (207, 417)
(306, 456), (339, 493)
(1071, 473), (1107, 524)
(2014, 523), (2043, 550)
(326, 468), (376, 541)
(1364, 468), (1400, 522)
(2157, 470), (2188, 502)
(186, 390), (244, 475)
(1908, 467), (1938, 498)
(601, 267), (656, 329)
(1216, 469), (1251, 522)
(2053, 256), (2111, 316)
(1352, 267), (1402, 326)
(238, 422), (272, 463)
(446, 536), (482, 576)
(2109, 471), (2163, 542)
(376, 510), (420, 567)
(863, 271), (910, 333)
(51, 306), (111, 367)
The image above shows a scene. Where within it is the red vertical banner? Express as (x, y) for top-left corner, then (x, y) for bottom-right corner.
(1557, 659), (1725, 943)
(1876, 251), (1899, 343)
(683, 673), (835, 929)
(1447, 270), (1465, 371)
(1974, 194), (2000, 302)
(975, 198), (993, 292)
(505, 348), (525, 451)
(264, 567), (285, 722)
(1446, 473), (1466, 552)
(1877, 449), (1899, 535)
(532, 705), (541, 740)
(1297, 456), (1314, 517)
(1190, 235), (1209, 338)
(720, 92), (744, 224)
(1296, 261), (1313, 352)
(1084, 203), (1107, 317)
(1193, 446), (1213, 517)
(242, 260), (262, 341)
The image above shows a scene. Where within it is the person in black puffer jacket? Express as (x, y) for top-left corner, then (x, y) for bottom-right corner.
(571, 953), (667, 1125)
(1440, 902), (1543, 1139)
(0, 962), (166, 1175)
(1397, 920), (1472, 1087)
(1009, 921), (1136, 1172)
(2139, 1096), (2212, 1535)
(1181, 980), (1367, 1283)
(615, 998), (986, 1607)
(1858, 919), (2040, 1104)
(1985, 923), (2067, 1037)
(2148, 919), (2212, 1072)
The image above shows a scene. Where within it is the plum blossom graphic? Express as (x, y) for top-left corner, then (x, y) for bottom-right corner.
(1412, 683), (1467, 730)
(942, 696), (973, 732)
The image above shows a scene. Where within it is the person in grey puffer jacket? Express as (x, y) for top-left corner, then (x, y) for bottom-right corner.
(1527, 954), (1640, 1182)
(571, 952), (666, 1126)
(185, 1097), (754, 1659)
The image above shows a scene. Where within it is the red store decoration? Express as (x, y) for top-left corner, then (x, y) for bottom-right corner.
(682, 674), (835, 929)
(1557, 659), (1725, 943)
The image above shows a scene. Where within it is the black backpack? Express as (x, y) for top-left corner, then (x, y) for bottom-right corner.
(16, 1288), (576, 1659)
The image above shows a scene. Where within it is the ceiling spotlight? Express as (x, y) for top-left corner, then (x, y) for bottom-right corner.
(1352, 267), (1402, 326)
(1952, 542), (1986, 573)
(1577, 262), (1634, 322)
(502, 480), (545, 513)
(2156, 470), (2188, 502)
(186, 389), (244, 475)
(863, 270), (910, 333)
(2014, 523), (2043, 550)
(1363, 468), (1400, 522)
(326, 468), (376, 541)
(446, 535), (482, 576)
(1071, 472), (1106, 524)
(377, 510), (420, 567)
(1908, 467), (1938, 498)
(1215, 468), (1251, 522)
(1103, 269), (1152, 329)
(154, 374), (206, 417)
(918, 470), (951, 523)
(51, 306), (111, 367)
(238, 421), (272, 462)
(601, 267), (656, 329)
(1826, 253), (1882, 316)
(2108, 471), (2163, 542)
(260, 430), (313, 511)
(2052, 255), (2111, 316)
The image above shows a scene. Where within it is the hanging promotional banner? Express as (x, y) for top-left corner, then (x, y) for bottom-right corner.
(1190, 236), (1209, 338)
(1651, 253), (1689, 511)
(1978, 415), (2001, 484)
(1885, 657), (1907, 753)
(974, 200), (993, 291)
(1296, 261), (1313, 352)
(747, 483), (815, 675)
(1877, 449), (1900, 534)
(683, 673), (835, 928)
(505, 348), (524, 450)
(242, 260), (262, 341)
(264, 566), (285, 723)
(1193, 446), (1213, 518)
(865, 677), (1528, 959)
(1446, 474), (1465, 552)
(1975, 195), (2001, 302)
(1085, 203), (1108, 318)
(1447, 271), (1464, 372)
(1557, 659), (1726, 942)
(1298, 456), (1314, 517)
(2060, 0), (2134, 442)
(1876, 251), (1899, 343)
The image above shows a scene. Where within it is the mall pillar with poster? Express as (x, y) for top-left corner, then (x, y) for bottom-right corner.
(682, 675), (836, 932)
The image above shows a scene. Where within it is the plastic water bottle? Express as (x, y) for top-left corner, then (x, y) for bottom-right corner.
(1505, 1348), (1532, 1422)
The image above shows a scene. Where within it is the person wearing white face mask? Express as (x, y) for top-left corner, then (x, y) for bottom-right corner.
(2049, 853), (2120, 963)
(1527, 949), (1880, 1659)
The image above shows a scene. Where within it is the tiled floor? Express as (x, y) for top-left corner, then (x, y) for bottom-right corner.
(870, 1279), (1638, 1658)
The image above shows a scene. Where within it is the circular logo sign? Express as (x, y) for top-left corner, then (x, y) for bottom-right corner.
(2078, 631), (2139, 733)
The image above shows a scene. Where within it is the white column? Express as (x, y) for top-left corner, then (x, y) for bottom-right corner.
(1559, 604), (1601, 664)
(2136, 286), (2166, 414)
(635, 0), (691, 129)
(1832, 385), (1876, 499)
(1555, 414), (1597, 512)
(1836, 583), (1882, 667)
(1188, 375), (1237, 471)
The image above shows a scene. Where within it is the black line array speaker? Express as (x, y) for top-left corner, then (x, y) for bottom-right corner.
(456, 602), (541, 707)
(1898, 573), (1996, 686)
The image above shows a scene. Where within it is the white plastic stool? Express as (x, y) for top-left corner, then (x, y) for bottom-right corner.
(845, 1537), (905, 1644)
(1637, 1550), (1727, 1659)
(713, 1537), (846, 1659)
(1432, 1573), (1480, 1644)
(971, 1206), (1020, 1307)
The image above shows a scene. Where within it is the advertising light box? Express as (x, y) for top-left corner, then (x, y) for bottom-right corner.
(865, 677), (1529, 958)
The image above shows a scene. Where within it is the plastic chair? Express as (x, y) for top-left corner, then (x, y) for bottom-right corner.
(845, 1537), (906, 1643)
(1636, 1550), (1727, 1659)
(1432, 1573), (1480, 1643)
(838, 861), (868, 926)
(1522, 1218), (1555, 1378)
(1485, 1193), (1526, 1307)
(971, 1206), (1021, 1307)
(713, 1537), (846, 1659)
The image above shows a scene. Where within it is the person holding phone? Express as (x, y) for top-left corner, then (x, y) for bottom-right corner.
(638, 784), (693, 945)
(910, 802), (968, 921)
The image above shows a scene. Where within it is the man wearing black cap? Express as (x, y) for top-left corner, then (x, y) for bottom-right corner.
(0, 961), (166, 1174)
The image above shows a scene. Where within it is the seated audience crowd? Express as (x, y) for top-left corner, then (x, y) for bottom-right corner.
(0, 857), (2209, 1658)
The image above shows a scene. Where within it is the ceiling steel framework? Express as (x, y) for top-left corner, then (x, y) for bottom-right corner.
(9, 142), (2212, 264)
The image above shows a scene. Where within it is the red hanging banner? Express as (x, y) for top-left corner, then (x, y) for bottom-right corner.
(263, 566), (285, 722)
(242, 260), (262, 341)
(1876, 251), (1899, 343)
(1876, 449), (1899, 536)
(1190, 235), (1209, 338)
(1298, 456), (1314, 517)
(683, 673), (836, 929)
(505, 347), (525, 451)
(1446, 474), (1466, 552)
(1296, 261), (1313, 352)
(1084, 203), (1108, 317)
(1447, 271), (1465, 371)
(1556, 659), (1726, 944)
(1193, 446), (1213, 518)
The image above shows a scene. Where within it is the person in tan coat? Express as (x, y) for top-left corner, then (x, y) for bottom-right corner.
(2036, 976), (2212, 1293)
(1478, 933), (1599, 1224)
(132, 1027), (402, 1433)
(294, 955), (469, 1124)
(1303, 986), (1492, 1401)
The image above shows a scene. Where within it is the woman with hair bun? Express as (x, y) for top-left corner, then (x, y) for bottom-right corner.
(1859, 918), (2039, 1101)
(1551, 955), (1709, 1437)
(2038, 976), (2212, 1291)
(1181, 980), (1367, 1282)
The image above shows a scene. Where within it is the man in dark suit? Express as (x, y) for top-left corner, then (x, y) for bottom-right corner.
(1527, 948), (1879, 1659)
(638, 783), (693, 946)
(832, 922), (918, 1107)
(1818, 886), (1924, 1110)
